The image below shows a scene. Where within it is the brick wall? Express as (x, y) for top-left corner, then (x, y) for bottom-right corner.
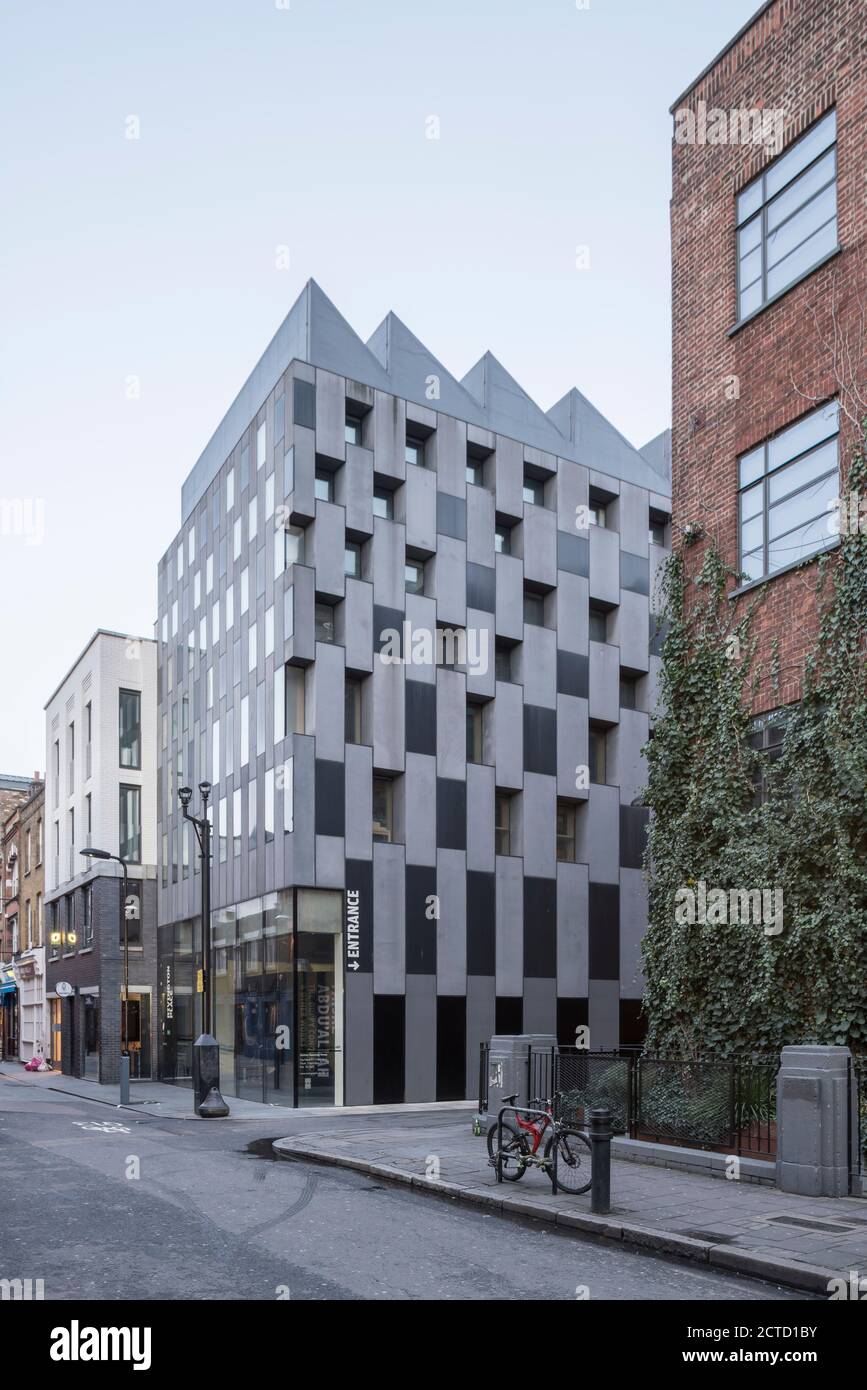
(671, 0), (867, 714)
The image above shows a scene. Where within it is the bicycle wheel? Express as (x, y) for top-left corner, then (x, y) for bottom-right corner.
(544, 1127), (592, 1194)
(486, 1118), (528, 1181)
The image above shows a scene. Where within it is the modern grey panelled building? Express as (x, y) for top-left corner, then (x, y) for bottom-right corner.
(156, 280), (670, 1107)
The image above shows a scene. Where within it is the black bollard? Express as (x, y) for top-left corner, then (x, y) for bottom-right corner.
(589, 1107), (612, 1214)
(192, 1033), (229, 1117)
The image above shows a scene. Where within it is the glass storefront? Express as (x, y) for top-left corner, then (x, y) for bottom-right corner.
(158, 888), (343, 1107)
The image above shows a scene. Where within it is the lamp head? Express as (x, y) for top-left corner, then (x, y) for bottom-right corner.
(198, 781), (211, 801)
(80, 847), (112, 860)
(178, 786), (193, 809)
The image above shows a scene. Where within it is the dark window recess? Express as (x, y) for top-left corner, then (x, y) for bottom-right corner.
(557, 997), (589, 1048)
(620, 805), (649, 870)
(523, 877), (556, 978)
(589, 605), (608, 643)
(405, 866), (437, 975)
(649, 613), (668, 658)
(436, 778), (467, 851)
(523, 705), (557, 776)
(466, 871), (495, 975)
(588, 882), (619, 981)
(466, 562), (496, 612)
(373, 604), (405, 658)
(557, 532), (590, 578)
(556, 651), (589, 699)
(621, 552), (650, 596)
(405, 679), (436, 757)
(496, 996), (523, 1035)
(620, 676), (638, 710)
(436, 996), (467, 1101)
(314, 759), (345, 837)
(620, 999), (647, 1047)
(749, 710), (790, 805)
(436, 492), (467, 541)
(373, 995), (405, 1104)
(293, 378), (316, 430)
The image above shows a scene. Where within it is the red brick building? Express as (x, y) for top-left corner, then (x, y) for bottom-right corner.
(670, 0), (866, 714)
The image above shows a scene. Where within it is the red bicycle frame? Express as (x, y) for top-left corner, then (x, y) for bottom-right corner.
(512, 1102), (554, 1155)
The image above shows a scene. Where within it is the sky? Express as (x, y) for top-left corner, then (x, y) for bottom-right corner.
(0, 0), (760, 774)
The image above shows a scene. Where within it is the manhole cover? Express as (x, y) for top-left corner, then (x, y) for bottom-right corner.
(766, 1214), (855, 1233)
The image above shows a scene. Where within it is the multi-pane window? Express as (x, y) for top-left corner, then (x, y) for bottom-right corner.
(372, 488), (393, 520)
(345, 677), (362, 744)
(372, 778), (393, 842)
(119, 785), (142, 863)
(466, 703), (483, 764)
(405, 560), (424, 594)
(738, 400), (839, 583)
(494, 793), (511, 856)
(405, 436), (425, 468)
(736, 109), (837, 320)
(556, 802), (576, 862)
(589, 725), (607, 785)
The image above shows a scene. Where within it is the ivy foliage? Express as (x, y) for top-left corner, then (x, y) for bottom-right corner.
(641, 433), (867, 1057)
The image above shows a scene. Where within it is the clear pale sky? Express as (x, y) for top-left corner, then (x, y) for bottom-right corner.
(0, 0), (759, 773)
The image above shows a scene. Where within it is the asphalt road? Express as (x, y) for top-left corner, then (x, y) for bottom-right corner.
(0, 1074), (812, 1302)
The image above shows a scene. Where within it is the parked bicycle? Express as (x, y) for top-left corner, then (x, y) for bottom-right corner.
(487, 1092), (593, 1194)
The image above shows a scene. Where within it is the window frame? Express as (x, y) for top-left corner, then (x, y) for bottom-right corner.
(737, 399), (839, 584)
(735, 109), (837, 322)
(372, 777), (393, 843)
(119, 783), (142, 864)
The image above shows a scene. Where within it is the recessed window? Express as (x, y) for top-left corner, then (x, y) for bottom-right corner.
(405, 436), (426, 468)
(466, 703), (483, 764)
(495, 643), (512, 683)
(620, 675), (638, 710)
(344, 542), (362, 578)
(345, 413), (362, 447)
(523, 592), (545, 626)
(119, 690), (141, 769)
(285, 525), (304, 568)
(523, 475), (544, 506)
(285, 666), (305, 735)
(405, 560), (424, 594)
(738, 399), (839, 583)
(315, 602), (335, 643)
(373, 487), (393, 520)
(749, 709), (789, 806)
(372, 778), (393, 842)
(589, 605), (608, 643)
(466, 460), (484, 486)
(119, 785), (142, 863)
(736, 109), (837, 320)
(315, 470), (334, 503)
(589, 725), (607, 785)
(345, 677), (362, 744)
(556, 802), (576, 863)
(495, 524), (512, 556)
(649, 508), (669, 547)
(589, 490), (608, 528)
(495, 793), (512, 856)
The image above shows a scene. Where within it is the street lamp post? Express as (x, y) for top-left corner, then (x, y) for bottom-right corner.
(179, 783), (229, 1118)
(80, 846), (133, 1105)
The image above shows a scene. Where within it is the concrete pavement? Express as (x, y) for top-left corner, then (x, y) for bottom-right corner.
(273, 1109), (867, 1296)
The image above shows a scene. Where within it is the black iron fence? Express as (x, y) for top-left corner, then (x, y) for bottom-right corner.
(480, 1044), (778, 1159)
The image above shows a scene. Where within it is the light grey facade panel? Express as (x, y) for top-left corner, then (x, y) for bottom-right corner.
(465, 763), (495, 871)
(308, 641), (346, 763)
(436, 849), (467, 996)
(372, 659), (405, 774)
(557, 860), (589, 997)
(518, 772), (557, 880)
(493, 680), (524, 790)
(403, 463), (437, 555)
(465, 607), (495, 701)
(556, 694), (589, 801)
(523, 978), (556, 1035)
(611, 589), (650, 675)
(345, 971), (374, 1105)
(588, 640), (620, 725)
(315, 834), (345, 888)
(515, 623), (557, 710)
(373, 842), (405, 993)
(465, 481), (496, 566)
(588, 524), (621, 607)
(466, 975), (496, 1097)
(372, 518), (407, 610)
(519, 504), (558, 590)
(495, 552), (524, 643)
(403, 594), (437, 684)
(404, 974), (437, 1101)
(315, 368), (348, 465)
(495, 856), (523, 995)
(404, 753), (437, 867)
(338, 443), (374, 537)
(554, 572), (589, 655)
(576, 783), (620, 884)
(609, 710), (649, 808)
(338, 579), (374, 675)
(344, 742), (373, 861)
(431, 413), (467, 498)
(308, 501), (346, 601)
(432, 535), (467, 628)
(436, 669), (467, 781)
